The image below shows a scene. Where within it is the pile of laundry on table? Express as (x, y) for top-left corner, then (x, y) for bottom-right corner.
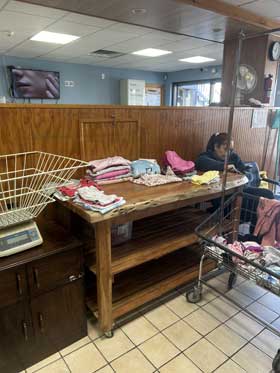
(55, 178), (125, 214)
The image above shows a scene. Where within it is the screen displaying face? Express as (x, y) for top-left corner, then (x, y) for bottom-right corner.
(11, 69), (60, 99)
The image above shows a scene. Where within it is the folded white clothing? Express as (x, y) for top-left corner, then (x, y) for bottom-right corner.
(78, 186), (117, 205)
(74, 196), (126, 214)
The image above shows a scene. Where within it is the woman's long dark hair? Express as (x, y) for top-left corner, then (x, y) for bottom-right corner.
(206, 132), (228, 152)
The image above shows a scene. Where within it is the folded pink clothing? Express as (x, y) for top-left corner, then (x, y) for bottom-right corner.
(94, 168), (131, 180)
(164, 150), (195, 174)
(87, 165), (130, 177)
(89, 156), (131, 172)
(96, 177), (133, 185)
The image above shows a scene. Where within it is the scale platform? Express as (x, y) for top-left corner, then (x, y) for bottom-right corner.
(0, 221), (43, 257)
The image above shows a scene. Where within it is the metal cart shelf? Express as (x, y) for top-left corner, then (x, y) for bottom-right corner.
(186, 192), (280, 372)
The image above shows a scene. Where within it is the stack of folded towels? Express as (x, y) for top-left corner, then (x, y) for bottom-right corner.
(87, 156), (132, 185)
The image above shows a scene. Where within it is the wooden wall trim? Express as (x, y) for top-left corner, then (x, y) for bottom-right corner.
(0, 103), (279, 110)
(0, 105), (278, 179)
(176, 0), (280, 30)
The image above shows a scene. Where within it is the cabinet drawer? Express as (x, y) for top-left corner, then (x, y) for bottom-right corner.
(0, 267), (27, 307)
(28, 249), (83, 296)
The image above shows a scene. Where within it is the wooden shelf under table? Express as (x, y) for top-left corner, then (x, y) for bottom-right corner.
(87, 245), (215, 320)
(87, 207), (209, 275)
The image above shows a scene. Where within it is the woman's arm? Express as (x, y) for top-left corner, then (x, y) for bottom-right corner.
(230, 152), (247, 172)
(195, 153), (225, 171)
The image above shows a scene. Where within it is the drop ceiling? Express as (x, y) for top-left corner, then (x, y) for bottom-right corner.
(0, 0), (225, 71)
(0, 0), (279, 72)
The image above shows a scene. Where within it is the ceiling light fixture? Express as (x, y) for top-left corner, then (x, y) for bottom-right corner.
(132, 48), (172, 57)
(179, 56), (216, 63)
(30, 31), (80, 45)
(131, 8), (147, 15)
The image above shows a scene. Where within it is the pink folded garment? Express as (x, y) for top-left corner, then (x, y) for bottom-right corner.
(89, 156), (131, 172)
(228, 241), (244, 264)
(94, 168), (131, 180)
(164, 150), (195, 174)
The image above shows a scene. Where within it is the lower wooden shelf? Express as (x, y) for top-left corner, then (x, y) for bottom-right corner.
(87, 207), (209, 275)
(87, 245), (215, 320)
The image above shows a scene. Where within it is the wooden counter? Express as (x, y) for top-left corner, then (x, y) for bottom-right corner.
(62, 174), (248, 336)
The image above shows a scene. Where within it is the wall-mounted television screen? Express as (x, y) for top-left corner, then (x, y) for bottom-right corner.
(8, 67), (60, 99)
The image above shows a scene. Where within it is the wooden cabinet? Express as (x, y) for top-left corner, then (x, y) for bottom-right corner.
(0, 222), (86, 373)
(0, 266), (27, 307)
(0, 302), (31, 373)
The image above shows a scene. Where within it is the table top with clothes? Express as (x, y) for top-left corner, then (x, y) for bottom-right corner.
(61, 173), (248, 224)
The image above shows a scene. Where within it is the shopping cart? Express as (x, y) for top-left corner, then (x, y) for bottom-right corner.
(186, 192), (280, 372)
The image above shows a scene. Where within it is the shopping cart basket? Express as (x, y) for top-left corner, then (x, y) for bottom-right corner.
(186, 192), (280, 372)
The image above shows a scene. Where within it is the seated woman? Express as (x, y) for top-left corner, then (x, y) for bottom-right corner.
(196, 132), (274, 201)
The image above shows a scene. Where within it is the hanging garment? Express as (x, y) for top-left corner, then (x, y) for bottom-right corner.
(254, 198), (280, 246)
(164, 150), (195, 174)
(191, 171), (220, 185)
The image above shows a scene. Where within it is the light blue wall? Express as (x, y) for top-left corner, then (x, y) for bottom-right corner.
(0, 55), (164, 104)
(164, 65), (223, 105)
(0, 55), (224, 106)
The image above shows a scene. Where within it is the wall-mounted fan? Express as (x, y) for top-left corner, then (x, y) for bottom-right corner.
(235, 64), (258, 104)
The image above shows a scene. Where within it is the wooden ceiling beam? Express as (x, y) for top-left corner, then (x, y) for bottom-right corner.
(176, 0), (280, 30)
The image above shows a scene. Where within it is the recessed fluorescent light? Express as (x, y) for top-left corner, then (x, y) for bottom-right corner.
(30, 31), (80, 45)
(179, 56), (216, 63)
(132, 48), (172, 57)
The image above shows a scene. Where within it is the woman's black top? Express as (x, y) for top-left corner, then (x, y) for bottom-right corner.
(195, 150), (246, 172)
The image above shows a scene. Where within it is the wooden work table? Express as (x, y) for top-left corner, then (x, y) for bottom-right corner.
(62, 174), (248, 337)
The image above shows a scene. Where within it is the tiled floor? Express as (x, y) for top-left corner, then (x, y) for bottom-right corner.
(22, 272), (280, 373)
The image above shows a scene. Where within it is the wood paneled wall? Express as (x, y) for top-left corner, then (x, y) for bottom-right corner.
(0, 104), (278, 177)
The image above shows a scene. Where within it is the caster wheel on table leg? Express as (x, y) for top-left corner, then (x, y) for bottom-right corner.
(104, 330), (114, 338)
(272, 349), (280, 373)
(228, 273), (237, 290)
(186, 287), (202, 304)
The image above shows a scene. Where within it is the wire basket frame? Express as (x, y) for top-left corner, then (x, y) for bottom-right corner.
(196, 192), (280, 295)
(0, 151), (89, 228)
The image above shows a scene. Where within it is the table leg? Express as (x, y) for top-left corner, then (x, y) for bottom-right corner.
(95, 220), (113, 336)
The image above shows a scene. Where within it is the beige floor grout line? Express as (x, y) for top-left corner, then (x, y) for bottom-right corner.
(29, 273), (279, 373)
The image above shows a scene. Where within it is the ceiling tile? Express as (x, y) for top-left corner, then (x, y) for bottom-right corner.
(241, 0), (280, 18)
(159, 37), (212, 52)
(62, 13), (116, 28)
(6, 40), (59, 58)
(46, 20), (100, 37)
(41, 34), (114, 58)
(91, 29), (140, 43)
(106, 23), (151, 35)
(68, 55), (107, 65)
(5, 0), (68, 18)
(0, 0), (8, 9)
(0, 10), (54, 35)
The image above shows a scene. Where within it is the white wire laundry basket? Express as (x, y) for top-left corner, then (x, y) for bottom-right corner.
(0, 151), (88, 228)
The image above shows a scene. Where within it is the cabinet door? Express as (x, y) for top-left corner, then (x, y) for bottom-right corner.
(0, 302), (31, 373)
(31, 280), (86, 353)
(0, 266), (27, 307)
(28, 248), (83, 296)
